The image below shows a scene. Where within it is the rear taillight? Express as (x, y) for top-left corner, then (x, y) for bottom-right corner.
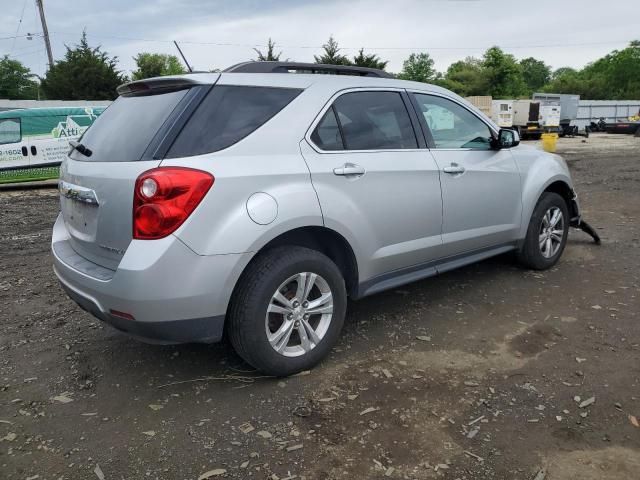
(133, 167), (214, 240)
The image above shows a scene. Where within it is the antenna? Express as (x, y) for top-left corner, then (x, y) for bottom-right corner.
(35, 0), (54, 70)
(173, 41), (193, 72)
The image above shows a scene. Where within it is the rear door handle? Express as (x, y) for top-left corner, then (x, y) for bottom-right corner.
(333, 163), (366, 177)
(443, 163), (465, 174)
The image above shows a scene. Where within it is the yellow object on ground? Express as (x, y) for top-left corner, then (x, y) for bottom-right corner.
(541, 133), (559, 153)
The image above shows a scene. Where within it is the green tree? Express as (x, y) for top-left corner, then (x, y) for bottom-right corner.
(314, 36), (350, 65)
(351, 48), (388, 70)
(41, 32), (125, 100)
(254, 38), (282, 61)
(544, 41), (640, 99)
(551, 66), (577, 81)
(397, 53), (437, 83)
(520, 57), (551, 94)
(131, 53), (186, 80)
(482, 46), (526, 98)
(439, 57), (487, 96)
(0, 56), (39, 99)
(544, 68), (586, 95)
(581, 40), (640, 99)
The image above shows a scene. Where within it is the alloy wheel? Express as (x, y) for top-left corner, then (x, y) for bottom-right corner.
(265, 272), (334, 357)
(539, 206), (565, 258)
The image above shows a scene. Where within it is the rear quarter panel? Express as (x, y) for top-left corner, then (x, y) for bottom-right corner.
(160, 87), (326, 256)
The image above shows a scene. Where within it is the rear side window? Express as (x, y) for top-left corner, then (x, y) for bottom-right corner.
(71, 89), (188, 162)
(167, 86), (302, 157)
(311, 108), (344, 151)
(331, 91), (417, 150)
(0, 118), (21, 145)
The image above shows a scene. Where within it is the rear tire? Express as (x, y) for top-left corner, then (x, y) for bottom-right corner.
(517, 192), (569, 270)
(227, 246), (347, 376)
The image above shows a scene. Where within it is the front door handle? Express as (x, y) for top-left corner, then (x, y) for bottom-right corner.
(443, 163), (465, 174)
(333, 163), (366, 177)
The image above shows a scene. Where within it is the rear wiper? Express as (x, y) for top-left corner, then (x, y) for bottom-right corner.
(69, 140), (93, 158)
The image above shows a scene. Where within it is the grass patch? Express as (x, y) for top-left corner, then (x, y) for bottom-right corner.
(0, 166), (59, 185)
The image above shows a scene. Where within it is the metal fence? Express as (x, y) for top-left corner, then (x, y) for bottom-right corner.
(575, 100), (640, 128)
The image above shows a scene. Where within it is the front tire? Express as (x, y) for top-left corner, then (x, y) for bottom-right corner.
(227, 246), (347, 376)
(518, 192), (569, 270)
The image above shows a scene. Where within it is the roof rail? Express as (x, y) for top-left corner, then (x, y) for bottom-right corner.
(223, 61), (394, 79)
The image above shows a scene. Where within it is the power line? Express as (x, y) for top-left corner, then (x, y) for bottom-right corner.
(0, 33), (41, 41)
(8, 46), (45, 59)
(9, 0), (29, 55)
(48, 30), (634, 51)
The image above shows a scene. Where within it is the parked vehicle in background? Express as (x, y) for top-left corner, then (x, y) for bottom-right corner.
(512, 100), (542, 139)
(533, 93), (580, 137)
(52, 62), (595, 376)
(539, 103), (561, 130)
(0, 107), (105, 183)
(491, 100), (513, 128)
(604, 120), (640, 135)
(489, 100), (559, 140)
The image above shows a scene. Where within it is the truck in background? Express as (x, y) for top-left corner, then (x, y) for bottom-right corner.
(0, 106), (106, 184)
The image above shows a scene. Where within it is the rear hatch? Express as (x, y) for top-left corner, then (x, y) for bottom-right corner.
(58, 77), (215, 270)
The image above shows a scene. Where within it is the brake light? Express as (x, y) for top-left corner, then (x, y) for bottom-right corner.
(133, 167), (214, 240)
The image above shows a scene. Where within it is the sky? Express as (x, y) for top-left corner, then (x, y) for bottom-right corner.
(2, 0), (639, 78)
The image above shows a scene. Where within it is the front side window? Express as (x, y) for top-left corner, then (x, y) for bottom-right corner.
(413, 94), (493, 150)
(167, 86), (302, 157)
(0, 118), (21, 145)
(330, 91), (418, 150)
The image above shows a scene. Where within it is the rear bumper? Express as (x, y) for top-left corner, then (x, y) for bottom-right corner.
(52, 213), (252, 344)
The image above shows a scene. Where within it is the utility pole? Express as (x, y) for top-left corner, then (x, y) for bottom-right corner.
(35, 0), (54, 70)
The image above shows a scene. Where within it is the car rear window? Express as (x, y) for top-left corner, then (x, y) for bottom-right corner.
(69, 88), (189, 162)
(166, 86), (302, 158)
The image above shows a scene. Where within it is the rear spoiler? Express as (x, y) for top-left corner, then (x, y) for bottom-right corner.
(116, 77), (208, 97)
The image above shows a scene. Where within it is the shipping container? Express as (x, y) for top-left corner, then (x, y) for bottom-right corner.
(575, 100), (640, 129)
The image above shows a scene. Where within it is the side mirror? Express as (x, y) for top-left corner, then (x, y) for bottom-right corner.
(494, 128), (520, 149)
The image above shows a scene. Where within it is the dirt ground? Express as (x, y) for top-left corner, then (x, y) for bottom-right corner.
(1, 133), (639, 480)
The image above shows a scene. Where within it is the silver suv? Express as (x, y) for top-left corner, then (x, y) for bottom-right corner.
(52, 62), (588, 376)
